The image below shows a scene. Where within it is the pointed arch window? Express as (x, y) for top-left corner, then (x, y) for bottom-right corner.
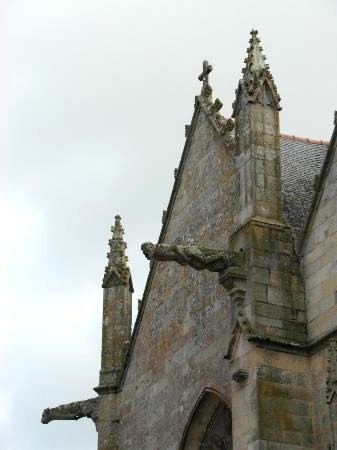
(179, 389), (232, 450)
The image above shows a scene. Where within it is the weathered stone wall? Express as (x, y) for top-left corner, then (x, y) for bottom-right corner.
(235, 102), (282, 224)
(230, 331), (315, 450)
(119, 105), (238, 449)
(99, 285), (132, 387)
(309, 349), (331, 450)
(231, 220), (307, 344)
(303, 136), (337, 341)
(257, 356), (314, 448)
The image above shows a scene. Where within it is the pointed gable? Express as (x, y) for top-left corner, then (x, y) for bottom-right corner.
(118, 66), (240, 448)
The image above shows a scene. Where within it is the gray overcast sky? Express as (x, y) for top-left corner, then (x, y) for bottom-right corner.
(1, 0), (337, 449)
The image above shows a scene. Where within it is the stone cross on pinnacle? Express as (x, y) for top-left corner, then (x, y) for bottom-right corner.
(198, 60), (213, 86)
(198, 60), (213, 102)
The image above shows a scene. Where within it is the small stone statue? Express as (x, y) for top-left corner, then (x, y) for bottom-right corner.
(41, 397), (99, 425)
(141, 242), (241, 272)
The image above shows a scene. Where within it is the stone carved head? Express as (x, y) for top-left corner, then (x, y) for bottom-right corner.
(41, 408), (51, 424)
(141, 242), (155, 260)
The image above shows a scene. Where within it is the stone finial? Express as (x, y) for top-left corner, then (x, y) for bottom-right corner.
(232, 29), (281, 116)
(103, 215), (130, 287)
(111, 215), (124, 240)
(245, 29), (266, 72)
(198, 60), (213, 103)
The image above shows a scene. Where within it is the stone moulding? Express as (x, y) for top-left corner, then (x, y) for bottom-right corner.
(94, 383), (118, 395)
(327, 337), (337, 403)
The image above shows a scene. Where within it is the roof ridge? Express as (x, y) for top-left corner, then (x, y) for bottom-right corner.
(280, 133), (329, 145)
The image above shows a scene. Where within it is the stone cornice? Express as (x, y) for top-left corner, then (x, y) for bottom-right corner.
(246, 328), (337, 358)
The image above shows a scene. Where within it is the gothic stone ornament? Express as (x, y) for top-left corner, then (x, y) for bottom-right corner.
(198, 60), (213, 104)
(232, 29), (281, 116)
(102, 263), (130, 287)
(141, 242), (241, 272)
(209, 98), (223, 115)
(41, 397), (99, 427)
(219, 268), (252, 335)
(198, 95), (235, 151)
(327, 338), (337, 403)
(102, 215), (130, 287)
(219, 269), (247, 304)
(196, 63), (235, 151)
(195, 90), (235, 152)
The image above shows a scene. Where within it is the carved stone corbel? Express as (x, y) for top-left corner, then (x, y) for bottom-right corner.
(220, 267), (254, 360)
(219, 267), (247, 305)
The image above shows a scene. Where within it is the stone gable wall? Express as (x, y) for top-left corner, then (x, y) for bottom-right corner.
(119, 107), (239, 449)
(303, 137), (337, 342)
(302, 137), (337, 449)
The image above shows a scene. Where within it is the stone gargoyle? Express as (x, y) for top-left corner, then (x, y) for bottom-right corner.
(141, 242), (241, 272)
(41, 397), (99, 426)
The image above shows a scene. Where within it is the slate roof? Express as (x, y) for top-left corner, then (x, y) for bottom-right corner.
(280, 135), (329, 246)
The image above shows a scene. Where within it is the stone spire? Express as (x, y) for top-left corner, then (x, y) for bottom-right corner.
(232, 29), (281, 115)
(232, 30), (283, 223)
(102, 215), (129, 288)
(97, 215), (133, 393)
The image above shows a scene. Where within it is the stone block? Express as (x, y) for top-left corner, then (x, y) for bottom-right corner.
(253, 283), (268, 302)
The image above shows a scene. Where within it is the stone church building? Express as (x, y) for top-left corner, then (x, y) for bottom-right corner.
(42, 31), (337, 449)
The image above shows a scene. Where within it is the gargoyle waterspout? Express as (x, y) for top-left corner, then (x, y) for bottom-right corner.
(141, 242), (241, 272)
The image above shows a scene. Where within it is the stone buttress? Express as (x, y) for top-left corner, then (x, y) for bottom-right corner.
(225, 30), (306, 346)
(221, 31), (312, 449)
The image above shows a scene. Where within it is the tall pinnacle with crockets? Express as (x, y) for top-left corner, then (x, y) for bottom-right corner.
(96, 214), (133, 392)
(232, 29), (283, 223)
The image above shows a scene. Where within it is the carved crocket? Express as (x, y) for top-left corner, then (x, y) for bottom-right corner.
(41, 397), (99, 426)
(141, 242), (241, 272)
